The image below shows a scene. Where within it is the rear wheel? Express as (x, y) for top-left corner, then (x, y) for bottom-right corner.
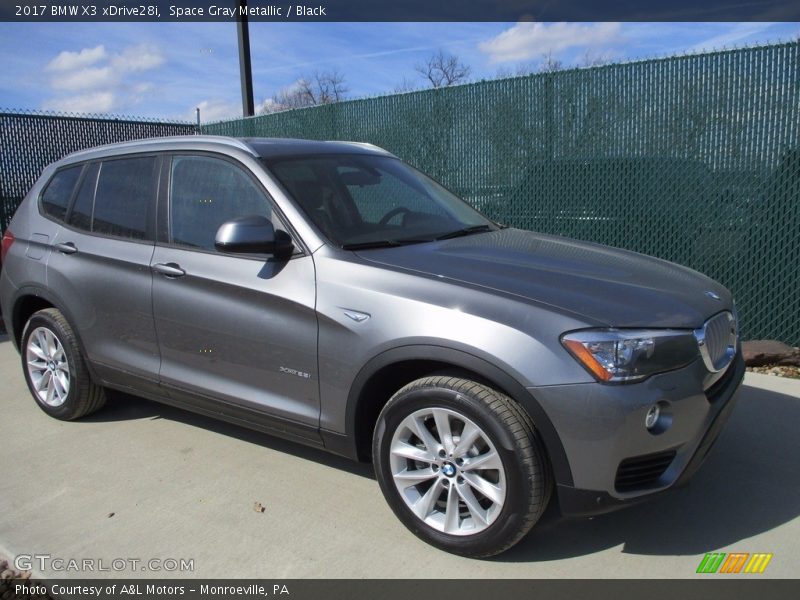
(373, 375), (551, 557)
(21, 308), (105, 420)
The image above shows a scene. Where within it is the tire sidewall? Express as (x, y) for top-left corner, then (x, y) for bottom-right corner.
(21, 311), (81, 419)
(374, 384), (541, 557)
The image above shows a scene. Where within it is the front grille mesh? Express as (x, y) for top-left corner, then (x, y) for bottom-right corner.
(615, 450), (677, 492)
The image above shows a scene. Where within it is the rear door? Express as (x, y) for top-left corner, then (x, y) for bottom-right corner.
(150, 153), (320, 439)
(46, 155), (160, 393)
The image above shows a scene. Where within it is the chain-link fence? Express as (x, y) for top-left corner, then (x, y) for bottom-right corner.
(0, 110), (196, 231)
(203, 42), (800, 344)
(0, 44), (797, 343)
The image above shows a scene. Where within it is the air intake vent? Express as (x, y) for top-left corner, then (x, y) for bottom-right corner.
(615, 450), (677, 492)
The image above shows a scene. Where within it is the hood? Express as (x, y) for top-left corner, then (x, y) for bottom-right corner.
(356, 228), (731, 329)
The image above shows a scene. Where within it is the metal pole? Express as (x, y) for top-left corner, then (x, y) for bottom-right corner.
(237, 0), (255, 117)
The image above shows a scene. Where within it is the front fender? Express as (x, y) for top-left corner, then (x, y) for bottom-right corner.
(343, 343), (574, 488)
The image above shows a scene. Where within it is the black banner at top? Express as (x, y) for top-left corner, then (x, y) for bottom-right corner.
(2, 0), (799, 22)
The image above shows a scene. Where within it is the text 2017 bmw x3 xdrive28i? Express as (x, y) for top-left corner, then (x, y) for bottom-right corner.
(0, 136), (743, 557)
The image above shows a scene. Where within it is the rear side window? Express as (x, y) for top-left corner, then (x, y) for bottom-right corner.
(41, 166), (82, 222)
(93, 156), (157, 240)
(68, 163), (99, 232)
(169, 155), (279, 251)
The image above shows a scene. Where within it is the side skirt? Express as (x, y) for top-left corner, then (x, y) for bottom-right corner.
(99, 376), (331, 450)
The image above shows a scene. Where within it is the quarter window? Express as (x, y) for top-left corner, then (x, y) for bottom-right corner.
(67, 163), (99, 232)
(41, 165), (82, 222)
(93, 156), (157, 240)
(169, 156), (280, 252)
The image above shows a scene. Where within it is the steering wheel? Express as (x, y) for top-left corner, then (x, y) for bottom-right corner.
(379, 206), (411, 226)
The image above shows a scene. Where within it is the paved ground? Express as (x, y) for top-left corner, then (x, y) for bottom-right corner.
(1, 335), (798, 579)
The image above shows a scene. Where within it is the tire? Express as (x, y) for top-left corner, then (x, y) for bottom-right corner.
(373, 375), (551, 558)
(20, 308), (106, 420)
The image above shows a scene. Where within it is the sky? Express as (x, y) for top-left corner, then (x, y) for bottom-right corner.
(0, 21), (797, 123)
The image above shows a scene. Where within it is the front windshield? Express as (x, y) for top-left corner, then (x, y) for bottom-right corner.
(264, 154), (497, 248)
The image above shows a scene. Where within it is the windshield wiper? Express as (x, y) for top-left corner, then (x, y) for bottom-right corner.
(341, 238), (431, 250)
(435, 224), (495, 241)
(342, 225), (497, 250)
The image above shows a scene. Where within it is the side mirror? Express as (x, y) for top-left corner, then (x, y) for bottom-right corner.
(214, 215), (294, 256)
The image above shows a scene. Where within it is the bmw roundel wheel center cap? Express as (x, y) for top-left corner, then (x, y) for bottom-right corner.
(441, 462), (457, 478)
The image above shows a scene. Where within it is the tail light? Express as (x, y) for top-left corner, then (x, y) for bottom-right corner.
(1, 229), (14, 264)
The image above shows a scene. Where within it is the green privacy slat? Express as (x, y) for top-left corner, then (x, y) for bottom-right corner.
(3, 43), (799, 344)
(202, 43), (800, 345)
(0, 111), (196, 232)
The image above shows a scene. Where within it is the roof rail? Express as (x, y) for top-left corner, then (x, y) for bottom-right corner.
(326, 140), (385, 152)
(63, 135), (258, 161)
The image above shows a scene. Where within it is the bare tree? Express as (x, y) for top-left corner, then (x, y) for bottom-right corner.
(305, 70), (348, 104)
(262, 70), (348, 113)
(495, 61), (538, 78)
(495, 51), (607, 80)
(415, 49), (471, 88)
(580, 50), (610, 68)
(393, 77), (419, 93)
(538, 51), (564, 73)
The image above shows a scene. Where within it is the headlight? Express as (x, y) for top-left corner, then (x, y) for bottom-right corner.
(561, 329), (698, 383)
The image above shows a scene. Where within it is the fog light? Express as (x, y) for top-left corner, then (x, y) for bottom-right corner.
(645, 404), (660, 430)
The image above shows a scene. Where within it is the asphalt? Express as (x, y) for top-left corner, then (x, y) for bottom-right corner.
(1, 334), (798, 579)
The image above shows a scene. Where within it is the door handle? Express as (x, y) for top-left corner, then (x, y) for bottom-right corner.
(152, 262), (186, 278)
(54, 242), (77, 255)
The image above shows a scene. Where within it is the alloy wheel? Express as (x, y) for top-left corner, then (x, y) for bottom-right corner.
(389, 407), (507, 535)
(25, 326), (71, 407)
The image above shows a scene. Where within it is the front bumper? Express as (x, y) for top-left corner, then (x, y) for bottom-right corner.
(529, 351), (745, 517)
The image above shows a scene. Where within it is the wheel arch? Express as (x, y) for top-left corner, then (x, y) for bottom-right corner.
(345, 344), (574, 487)
(11, 289), (59, 349)
(11, 287), (98, 380)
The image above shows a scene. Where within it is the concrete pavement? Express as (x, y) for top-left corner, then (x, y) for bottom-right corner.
(1, 335), (799, 578)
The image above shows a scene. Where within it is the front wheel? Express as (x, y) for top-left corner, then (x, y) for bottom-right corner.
(373, 375), (551, 557)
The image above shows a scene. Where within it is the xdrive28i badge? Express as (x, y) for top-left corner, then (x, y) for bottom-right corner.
(279, 366), (311, 379)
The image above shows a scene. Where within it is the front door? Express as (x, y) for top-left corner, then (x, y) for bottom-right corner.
(150, 153), (319, 439)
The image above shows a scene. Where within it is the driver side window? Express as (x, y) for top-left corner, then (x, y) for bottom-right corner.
(169, 155), (282, 252)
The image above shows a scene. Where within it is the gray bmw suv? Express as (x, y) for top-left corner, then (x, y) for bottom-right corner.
(0, 136), (743, 557)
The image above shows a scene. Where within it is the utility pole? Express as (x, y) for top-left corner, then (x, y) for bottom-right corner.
(237, 0), (255, 117)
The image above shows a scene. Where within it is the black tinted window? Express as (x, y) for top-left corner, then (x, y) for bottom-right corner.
(41, 166), (82, 222)
(169, 156), (277, 251)
(93, 157), (157, 240)
(266, 155), (492, 247)
(341, 165), (449, 224)
(67, 163), (98, 232)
